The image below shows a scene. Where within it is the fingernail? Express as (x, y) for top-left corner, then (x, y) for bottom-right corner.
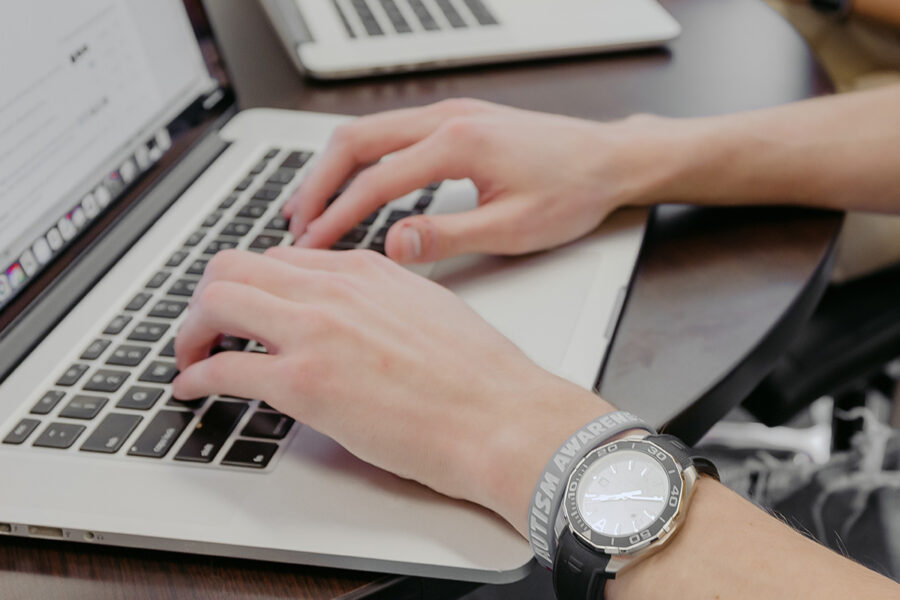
(401, 227), (422, 260)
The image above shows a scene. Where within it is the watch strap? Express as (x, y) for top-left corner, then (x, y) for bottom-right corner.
(528, 411), (655, 568)
(553, 528), (612, 600)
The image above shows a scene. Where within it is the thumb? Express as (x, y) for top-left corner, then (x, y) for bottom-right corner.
(384, 201), (526, 263)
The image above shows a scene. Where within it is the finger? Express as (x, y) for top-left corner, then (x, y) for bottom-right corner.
(175, 281), (300, 371)
(263, 245), (395, 275)
(296, 133), (475, 251)
(192, 249), (315, 308)
(383, 199), (531, 263)
(172, 351), (279, 401)
(284, 99), (491, 235)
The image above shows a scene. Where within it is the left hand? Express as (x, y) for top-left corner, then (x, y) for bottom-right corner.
(172, 247), (613, 532)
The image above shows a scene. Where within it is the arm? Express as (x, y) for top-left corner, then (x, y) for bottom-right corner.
(284, 85), (900, 264)
(171, 247), (899, 600)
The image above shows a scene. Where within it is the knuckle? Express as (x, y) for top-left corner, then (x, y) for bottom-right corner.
(194, 279), (229, 311)
(204, 249), (240, 279)
(436, 97), (487, 116)
(347, 248), (387, 270)
(439, 117), (480, 144)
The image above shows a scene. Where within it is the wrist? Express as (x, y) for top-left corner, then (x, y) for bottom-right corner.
(469, 373), (621, 536)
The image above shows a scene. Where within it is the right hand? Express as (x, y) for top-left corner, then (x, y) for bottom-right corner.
(282, 98), (666, 264)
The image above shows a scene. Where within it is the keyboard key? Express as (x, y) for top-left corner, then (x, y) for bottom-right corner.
(249, 160), (268, 175)
(386, 210), (413, 224)
(83, 370), (129, 393)
(234, 177), (254, 192)
(351, 0), (384, 35)
(174, 401), (248, 463)
(202, 211), (223, 228)
(167, 396), (207, 411)
(81, 338), (111, 360)
(139, 361), (178, 384)
(128, 321), (170, 342)
(127, 410), (194, 458)
(280, 151), (311, 170)
(59, 395), (108, 419)
(414, 192), (433, 211)
(251, 187), (281, 202)
(237, 202), (268, 219)
(220, 221), (253, 237)
(166, 250), (189, 267)
(462, 0), (498, 25)
(379, 0), (412, 33)
(118, 386), (164, 410)
(106, 345), (150, 367)
(203, 239), (239, 255)
(219, 194), (239, 209)
(124, 292), (153, 311)
(221, 440), (279, 468)
(103, 315), (133, 335)
(186, 259), (208, 276)
(263, 148), (280, 160)
(408, 0), (439, 30)
(249, 234), (283, 251)
(31, 391), (65, 415)
(339, 227), (368, 244)
(424, 181), (442, 192)
(264, 215), (288, 231)
(148, 300), (187, 319)
(80, 413), (143, 454)
(159, 338), (176, 357)
(361, 211), (380, 226)
(57, 364), (89, 386)
(213, 335), (247, 353)
(332, 0), (357, 37)
(145, 271), (171, 289)
(3, 418), (41, 445)
(33, 422), (86, 449)
(266, 169), (295, 186)
(168, 279), (197, 297)
(184, 230), (206, 247)
(241, 412), (295, 440)
(435, 0), (467, 27)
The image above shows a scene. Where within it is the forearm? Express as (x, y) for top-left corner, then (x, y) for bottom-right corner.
(608, 478), (898, 599)
(854, 0), (900, 27)
(633, 85), (900, 213)
(480, 385), (899, 599)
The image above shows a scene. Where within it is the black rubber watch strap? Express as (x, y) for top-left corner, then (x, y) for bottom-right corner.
(553, 528), (612, 600)
(646, 434), (720, 480)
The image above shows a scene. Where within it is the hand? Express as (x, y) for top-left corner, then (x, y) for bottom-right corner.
(282, 98), (666, 264)
(172, 247), (615, 533)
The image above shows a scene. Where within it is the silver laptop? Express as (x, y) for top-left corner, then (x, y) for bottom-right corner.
(261, 0), (681, 79)
(0, 0), (646, 584)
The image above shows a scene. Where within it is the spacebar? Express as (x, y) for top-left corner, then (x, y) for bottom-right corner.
(174, 401), (247, 463)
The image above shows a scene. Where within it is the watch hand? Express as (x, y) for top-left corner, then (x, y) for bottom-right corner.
(628, 496), (664, 502)
(585, 490), (642, 502)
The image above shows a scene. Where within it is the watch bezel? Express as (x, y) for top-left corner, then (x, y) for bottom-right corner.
(563, 437), (684, 555)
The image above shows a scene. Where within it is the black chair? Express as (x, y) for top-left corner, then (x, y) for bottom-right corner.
(742, 261), (900, 448)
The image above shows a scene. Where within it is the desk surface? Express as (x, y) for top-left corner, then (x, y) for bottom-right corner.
(1, 0), (840, 598)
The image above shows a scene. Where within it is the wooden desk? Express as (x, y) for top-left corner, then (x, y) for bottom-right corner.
(0, 0), (839, 598)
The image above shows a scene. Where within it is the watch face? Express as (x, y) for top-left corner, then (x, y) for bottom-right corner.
(564, 439), (684, 553)
(575, 450), (669, 537)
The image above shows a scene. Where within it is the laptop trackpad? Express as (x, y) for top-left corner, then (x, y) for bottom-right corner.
(431, 209), (646, 383)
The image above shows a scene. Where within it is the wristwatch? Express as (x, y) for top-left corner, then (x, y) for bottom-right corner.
(552, 433), (719, 600)
(810, 0), (854, 18)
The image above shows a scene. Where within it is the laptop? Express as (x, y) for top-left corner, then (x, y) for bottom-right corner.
(261, 0), (681, 79)
(0, 0), (647, 584)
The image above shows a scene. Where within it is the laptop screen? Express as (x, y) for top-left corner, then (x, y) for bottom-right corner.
(0, 0), (217, 310)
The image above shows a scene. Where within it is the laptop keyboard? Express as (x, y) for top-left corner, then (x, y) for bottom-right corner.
(1, 147), (442, 471)
(333, 0), (498, 38)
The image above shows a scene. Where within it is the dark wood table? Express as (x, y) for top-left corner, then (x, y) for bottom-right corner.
(1, 0), (840, 598)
